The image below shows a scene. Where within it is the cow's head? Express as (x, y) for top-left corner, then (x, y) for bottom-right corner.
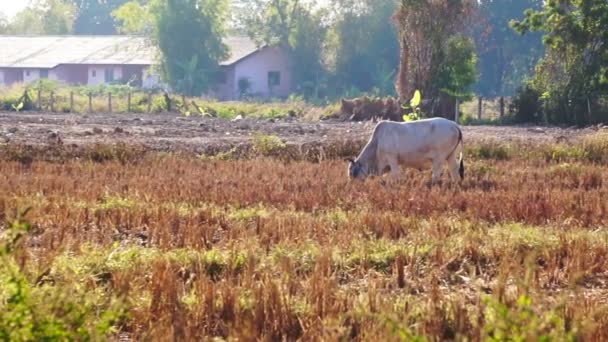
(346, 158), (366, 180)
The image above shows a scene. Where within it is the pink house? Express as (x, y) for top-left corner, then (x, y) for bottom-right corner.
(211, 37), (293, 100)
(0, 35), (293, 100)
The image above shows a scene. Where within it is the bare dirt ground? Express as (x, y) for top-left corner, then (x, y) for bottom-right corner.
(0, 111), (603, 152)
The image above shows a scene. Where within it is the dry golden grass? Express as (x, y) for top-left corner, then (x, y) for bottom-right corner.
(1, 138), (608, 340)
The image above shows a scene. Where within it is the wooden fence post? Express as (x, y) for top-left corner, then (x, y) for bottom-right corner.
(127, 92), (131, 113)
(37, 87), (42, 110)
(50, 92), (55, 112)
(164, 93), (171, 112)
(499, 97), (505, 117)
(70, 91), (74, 113)
(181, 94), (188, 112)
(477, 96), (483, 120)
(147, 93), (152, 113)
(455, 98), (460, 123)
(88, 93), (92, 113)
(108, 93), (112, 113)
(587, 96), (592, 122)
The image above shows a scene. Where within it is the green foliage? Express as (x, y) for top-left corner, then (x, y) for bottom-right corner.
(252, 132), (286, 155)
(0, 211), (125, 340)
(175, 55), (212, 96)
(438, 36), (478, 101)
(509, 83), (543, 123)
(0, 87), (34, 112)
(473, 0), (545, 97)
(69, 0), (128, 34)
(3, 0), (76, 34)
(394, 0), (476, 104)
(330, 0), (399, 97)
(483, 294), (577, 341)
(402, 113), (420, 122)
(511, 0), (608, 125)
(402, 90), (422, 122)
(289, 4), (328, 100)
(237, 0), (294, 46)
(467, 140), (512, 160)
(112, 0), (153, 34)
(237, 0), (329, 100)
(410, 90), (421, 108)
(151, 0), (229, 96)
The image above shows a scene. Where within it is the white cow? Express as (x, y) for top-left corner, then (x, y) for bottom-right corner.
(346, 117), (464, 183)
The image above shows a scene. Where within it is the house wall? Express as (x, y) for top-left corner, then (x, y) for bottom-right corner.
(23, 69), (40, 83)
(0, 65), (159, 87)
(142, 67), (163, 89)
(50, 65), (88, 85)
(209, 66), (235, 101)
(87, 65), (123, 85)
(122, 65), (144, 87)
(2, 69), (24, 85)
(230, 46), (293, 100)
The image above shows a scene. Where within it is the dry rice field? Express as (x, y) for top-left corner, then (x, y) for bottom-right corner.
(2, 113), (608, 341)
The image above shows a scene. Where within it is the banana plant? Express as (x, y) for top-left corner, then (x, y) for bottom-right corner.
(11, 101), (24, 113)
(175, 55), (213, 96)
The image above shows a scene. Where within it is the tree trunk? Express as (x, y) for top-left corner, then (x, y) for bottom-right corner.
(434, 93), (456, 120)
(395, 35), (411, 103)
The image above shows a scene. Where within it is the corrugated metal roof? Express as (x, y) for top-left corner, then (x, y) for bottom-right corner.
(222, 36), (261, 65)
(0, 35), (260, 68)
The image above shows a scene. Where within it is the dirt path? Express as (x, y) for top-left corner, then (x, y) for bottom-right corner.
(0, 111), (601, 152)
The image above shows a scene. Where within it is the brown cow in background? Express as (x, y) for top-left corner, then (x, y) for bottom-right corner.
(340, 95), (457, 122)
(340, 96), (403, 122)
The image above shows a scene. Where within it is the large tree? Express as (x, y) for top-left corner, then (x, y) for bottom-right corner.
(289, 4), (328, 98)
(473, 0), (544, 97)
(3, 0), (76, 34)
(512, 0), (608, 124)
(70, 0), (128, 34)
(112, 0), (153, 34)
(236, 0), (329, 99)
(393, 0), (477, 118)
(329, 0), (399, 96)
(151, 0), (229, 95)
(237, 0), (299, 46)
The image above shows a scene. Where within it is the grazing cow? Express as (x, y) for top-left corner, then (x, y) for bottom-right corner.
(346, 117), (464, 183)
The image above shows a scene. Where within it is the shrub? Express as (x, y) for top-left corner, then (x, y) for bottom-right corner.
(252, 132), (286, 156)
(467, 140), (512, 160)
(0, 212), (125, 340)
(509, 84), (543, 124)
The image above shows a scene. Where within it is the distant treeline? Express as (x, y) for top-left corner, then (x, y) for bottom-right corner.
(1, 0), (543, 98)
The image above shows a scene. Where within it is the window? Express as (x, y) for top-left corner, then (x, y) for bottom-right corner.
(25, 70), (30, 77)
(40, 69), (49, 79)
(92, 70), (96, 78)
(104, 68), (115, 83)
(268, 71), (280, 87)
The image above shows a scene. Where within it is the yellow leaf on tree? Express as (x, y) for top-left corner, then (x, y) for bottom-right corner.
(410, 90), (421, 108)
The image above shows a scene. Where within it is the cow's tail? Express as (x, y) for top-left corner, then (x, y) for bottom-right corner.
(457, 129), (465, 180)
(448, 127), (465, 180)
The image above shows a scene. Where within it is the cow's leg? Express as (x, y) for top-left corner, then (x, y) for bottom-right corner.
(379, 155), (400, 181)
(431, 159), (444, 184)
(389, 159), (401, 179)
(447, 154), (460, 182)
